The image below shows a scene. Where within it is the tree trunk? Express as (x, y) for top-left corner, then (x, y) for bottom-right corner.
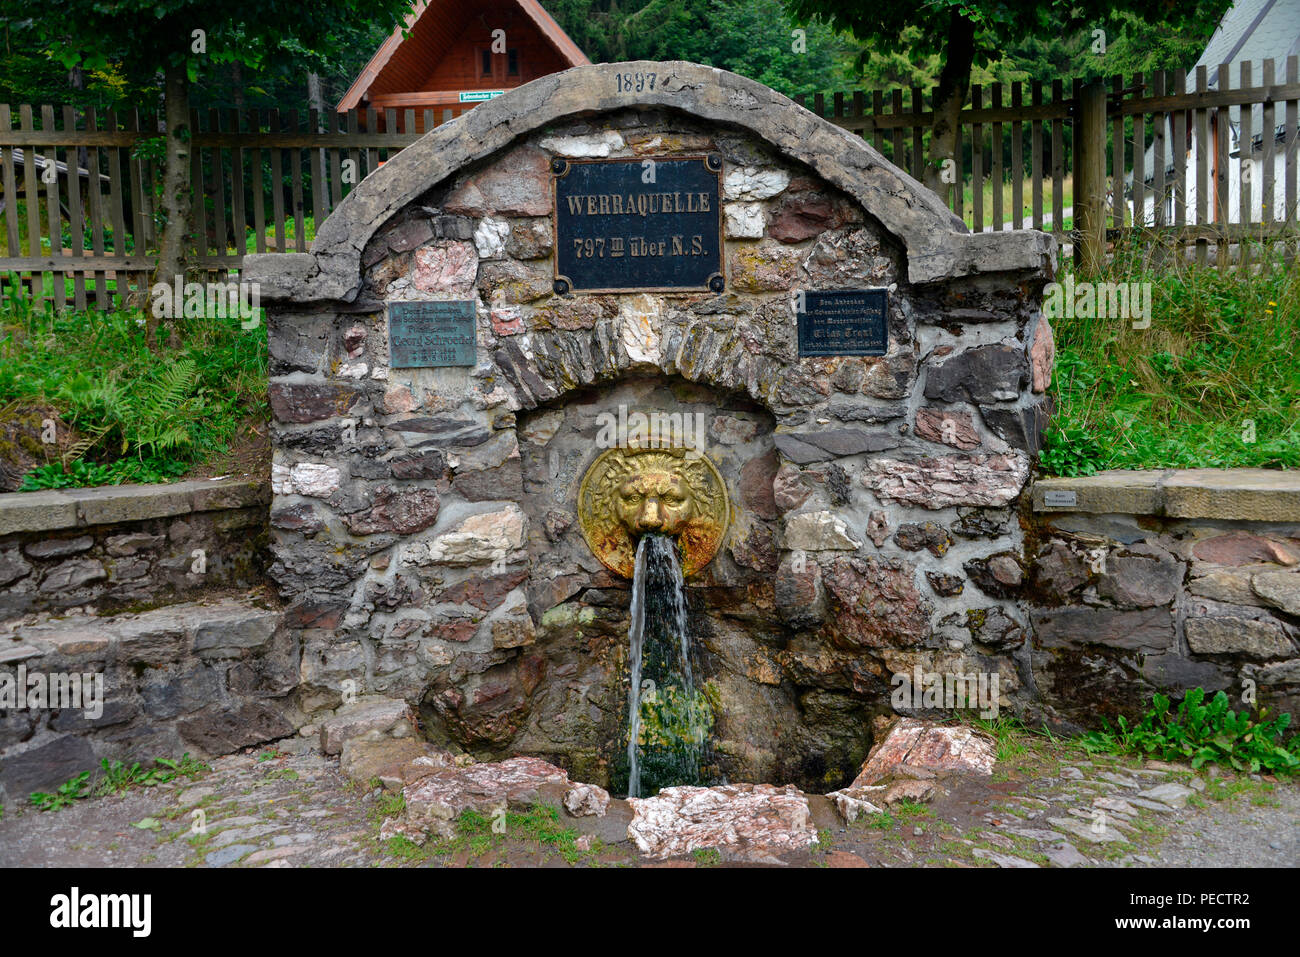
(150, 60), (192, 351)
(307, 72), (324, 115)
(924, 9), (976, 206)
(232, 61), (244, 112)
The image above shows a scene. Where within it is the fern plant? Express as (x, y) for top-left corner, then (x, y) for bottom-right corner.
(53, 358), (203, 461)
(126, 358), (201, 456)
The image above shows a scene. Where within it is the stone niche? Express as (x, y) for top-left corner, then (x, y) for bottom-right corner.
(248, 61), (1055, 792)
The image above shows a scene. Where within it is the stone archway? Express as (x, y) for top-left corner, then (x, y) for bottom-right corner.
(253, 61), (1055, 791)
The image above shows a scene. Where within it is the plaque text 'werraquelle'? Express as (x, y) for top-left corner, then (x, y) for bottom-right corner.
(552, 156), (723, 293)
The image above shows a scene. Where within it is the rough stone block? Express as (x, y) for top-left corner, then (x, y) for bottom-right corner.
(1252, 570), (1300, 616)
(0, 491), (78, 535)
(1163, 469), (1300, 521)
(319, 697), (415, 756)
(192, 604), (282, 656)
(33, 623), (113, 658)
(863, 453), (1028, 509)
(38, 559), (107, 593)
(0, 733), (96, 799)
(775, 552), (825, 627)
(23, 536), (93, 559)
(1096, 545), (1183, 609)
(980, 401), (1051, 455)
(1031, 607), (1175, 652)
(178, 700), (297, 755)
(269, 382), (362, 424)
(113, 613), (189, 665)
(923, 345), (1028, 405)
(1185, 616), (1295, 659)
(784, 510), (861, 551)
(775, 429), (898, 461)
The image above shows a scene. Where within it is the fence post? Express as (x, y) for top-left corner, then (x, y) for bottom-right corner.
(1074, 79), (1107, 275)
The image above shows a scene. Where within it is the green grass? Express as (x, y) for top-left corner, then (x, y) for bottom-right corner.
(1040, 241), (1300, 475)
(0, 295), (266, 488)
(690, 847), (722, 866)
(864, 810), (896, 830)
(891, 798), (930, 820)
(380, 803), (605, 867)
(244, 216), (316, 254)
(967, 714), (1032, 762)
(959, 174), (1075, 231)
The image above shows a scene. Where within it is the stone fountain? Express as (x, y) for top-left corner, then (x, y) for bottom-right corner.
(247, 60), (1054, 797)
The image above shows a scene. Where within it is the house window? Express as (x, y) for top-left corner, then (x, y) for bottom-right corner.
(475, 46), (521, 81)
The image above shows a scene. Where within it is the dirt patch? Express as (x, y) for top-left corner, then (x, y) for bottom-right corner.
(182, 417), (270, 483)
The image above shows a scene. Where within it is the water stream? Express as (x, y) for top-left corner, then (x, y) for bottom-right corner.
(625, 533), (711, 798)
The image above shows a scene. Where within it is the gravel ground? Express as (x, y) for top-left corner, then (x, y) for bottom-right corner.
(0, 731), (1294, 869)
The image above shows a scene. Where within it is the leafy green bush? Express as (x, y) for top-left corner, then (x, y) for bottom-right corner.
(18, 455), (187, 490)
(30, 771), (92, 811)
(98, 753), (208, 795)
(1040, 243), (1300, 474)
(1080, 688), (1300, 775)
(0, 296), (266, 487)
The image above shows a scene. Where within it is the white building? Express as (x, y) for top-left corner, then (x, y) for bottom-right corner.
(1132, 0), (1300, 227)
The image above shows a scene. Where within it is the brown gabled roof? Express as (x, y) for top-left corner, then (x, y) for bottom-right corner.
(337, 0), (589, 112)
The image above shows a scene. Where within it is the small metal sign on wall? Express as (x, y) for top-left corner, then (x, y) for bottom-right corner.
(552, 155), (724, 294)
(388, 300), (477, 367)
(796, 289), (889, 357)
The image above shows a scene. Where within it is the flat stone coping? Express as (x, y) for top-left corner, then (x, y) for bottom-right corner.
(1032, 468), (1300, 521)
(0, 476), (268, 536)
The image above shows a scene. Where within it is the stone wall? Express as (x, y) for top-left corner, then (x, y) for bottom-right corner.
(0, 599), (297, 804)
(0, 478), (268, 622)
(248, 62), (1056, 793)
(0, 478), (288, 803)
(1028, 470), (1300, 727)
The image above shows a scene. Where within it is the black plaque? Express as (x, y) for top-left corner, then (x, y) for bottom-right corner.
(552, 156), (723, 293)
(797, 289), (889, 357)
(388, 300), (477, 367)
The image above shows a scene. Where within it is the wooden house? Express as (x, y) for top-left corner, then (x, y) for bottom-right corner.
(338, 0), (590, 132)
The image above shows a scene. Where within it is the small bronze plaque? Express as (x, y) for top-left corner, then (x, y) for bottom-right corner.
(552, 155), (723, 293)
(797, 289), (889, 357)
(388, 300), (477, 368)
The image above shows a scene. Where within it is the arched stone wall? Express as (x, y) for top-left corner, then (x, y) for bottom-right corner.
(250, 62), (1056, 790)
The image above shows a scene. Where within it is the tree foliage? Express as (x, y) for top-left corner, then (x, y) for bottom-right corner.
(543, 0), (865, 96)
(3, 0), (409, 344)
(1, 2), (400, 110)
(785, 0), (1229, 76)
(780, 0), (1229, 195)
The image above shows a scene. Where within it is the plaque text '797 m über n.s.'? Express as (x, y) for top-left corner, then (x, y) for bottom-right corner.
(552, 155), (724, 294)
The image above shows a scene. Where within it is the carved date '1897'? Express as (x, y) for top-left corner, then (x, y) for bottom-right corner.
(616, 72), (656, 93)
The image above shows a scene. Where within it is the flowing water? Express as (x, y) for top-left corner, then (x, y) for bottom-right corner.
(625, 533), (712, 798)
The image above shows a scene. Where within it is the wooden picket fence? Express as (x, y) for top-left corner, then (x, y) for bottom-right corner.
(1, 57), (1298, 312)
(0, 106), (458, 311)
(797, 55), (1300, 270)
